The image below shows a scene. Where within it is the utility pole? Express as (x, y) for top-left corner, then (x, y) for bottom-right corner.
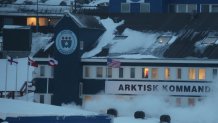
(36, 0), (39, 32)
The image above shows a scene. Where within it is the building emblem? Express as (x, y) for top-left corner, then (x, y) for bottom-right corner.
(55, 30), (77, 55)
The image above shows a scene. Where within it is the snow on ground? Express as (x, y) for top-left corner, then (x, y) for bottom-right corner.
(82, 78), (218, 123)
(0, 98), (96, 119)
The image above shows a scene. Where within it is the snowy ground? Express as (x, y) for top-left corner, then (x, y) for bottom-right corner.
(1, 88), (218, 123)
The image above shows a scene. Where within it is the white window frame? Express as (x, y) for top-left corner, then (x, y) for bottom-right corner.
(200, 4), (218, 13)
(121, 3), (130, 13)
(140, 3), (150, 13)
(176, 4), (197, 13)
(96, 67), (103, 78)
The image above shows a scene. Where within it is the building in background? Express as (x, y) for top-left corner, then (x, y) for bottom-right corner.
(109, 0), (218, 14)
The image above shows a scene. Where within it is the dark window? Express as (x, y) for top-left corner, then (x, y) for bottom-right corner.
(213, 69), (217, 79)
(40, 95), (44, 103)
(169, 4), (176, 13)
(211, 5), (218, 12)
(177, 68), (182, 79)
(119, 68), (123, 78)
(130, 68), (135, 78)
(96, 67), (103, 78)
(84, 67), (90, 77)
(201, 4), (210, 13)
(107, 67), (112, 78)
(40, 66), (45, 76)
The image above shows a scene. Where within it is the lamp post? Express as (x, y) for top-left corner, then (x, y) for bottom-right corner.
(36, 0), (39, 32)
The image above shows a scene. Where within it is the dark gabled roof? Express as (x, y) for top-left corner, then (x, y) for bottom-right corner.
(116, 13), (218, 33)
(112, 13), (218, 59)
(67, 12), (105, 30)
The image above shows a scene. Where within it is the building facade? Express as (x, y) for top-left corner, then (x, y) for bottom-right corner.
(109, 0), (218, 13)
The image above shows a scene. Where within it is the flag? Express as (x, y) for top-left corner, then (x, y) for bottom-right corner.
(7, 56), (18, 65)
(28, 57), (38, 67)
(48, 58), (58, 67)
(107, 58), (121, 68)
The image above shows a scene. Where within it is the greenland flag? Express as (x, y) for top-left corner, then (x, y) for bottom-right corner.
(48, 58), (58, 67)
(126, 0), (144, 3)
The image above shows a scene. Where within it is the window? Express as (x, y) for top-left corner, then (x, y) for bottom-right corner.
(211, 5), (218, 12)
(188, 98), (195, 106)
(151, 68), (158, 79)
(201, 37), (217, 44)
(121, 3), (130, 13)
(40, 66), (45, 76)
(84, 67), (90, 77)
(189, 68), (196, 80)
(4, 18), (13, 25)
(50, 67), (54, 78)
(170, 4), (197, 13)
(177, 4), (186, 13)
(165, 68), (170, 80)
(140, 3), (150, 13)
(187, 4), (197, 13)
(40, 95), (44, 103)
(96, 67), (103, 78)
(157, 35), (172, 44)
(213, 69), (217, 79)
(198, 68), (206, 80)
(0, 42), (2, 51)
(201, 4), (210, 13)
(80, 41), (84, 50)
(176, 98), (181, 106)
(107, 67), (112, 78)
(169, 4), (176, 13)
(27, 17), (48, 26)
(119, 68), (123, 78)
(130, 68), (135, 78)
(142, 68), (149, 78)
(177, 68), (182, 79)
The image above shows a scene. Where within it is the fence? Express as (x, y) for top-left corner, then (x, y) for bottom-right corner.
(5, 115), (112, 123)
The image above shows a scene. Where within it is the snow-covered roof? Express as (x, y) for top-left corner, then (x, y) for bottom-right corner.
(3, 25), (30, 29)
(66, 11), (105, 29)
(82, 14), (218, 59)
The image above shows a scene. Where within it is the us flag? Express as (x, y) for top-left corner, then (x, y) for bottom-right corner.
(107, 58), (121, 68)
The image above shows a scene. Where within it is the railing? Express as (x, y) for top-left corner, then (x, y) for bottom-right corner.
(0, 4), (71, 15)
(0, 42), (2, 51)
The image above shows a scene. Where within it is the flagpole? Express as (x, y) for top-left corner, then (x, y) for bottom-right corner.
(5, 58), (8, 98)
(15, 56), (18, 92)
(26, 58), (29, 101)
(47, 55), (50, 94)
(106, 57), (109, 82)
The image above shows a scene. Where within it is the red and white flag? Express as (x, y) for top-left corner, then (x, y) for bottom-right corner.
(48, 58), (58, 67)
(7, 56), (18, 65)
(28, 57), (38, 67)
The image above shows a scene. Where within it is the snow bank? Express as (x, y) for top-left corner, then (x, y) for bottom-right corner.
(0, 98), (96, 118)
